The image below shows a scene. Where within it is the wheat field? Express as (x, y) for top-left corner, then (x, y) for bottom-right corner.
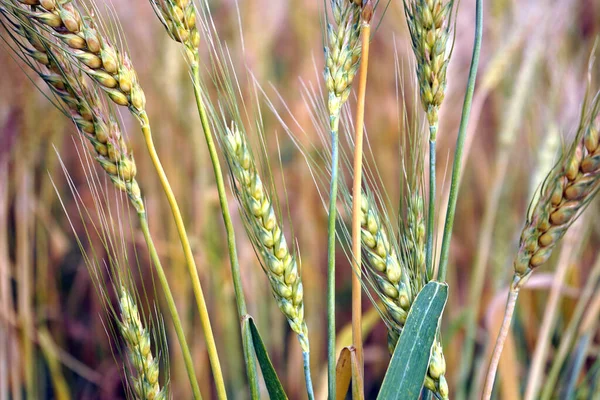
(1, 0), (600, 399)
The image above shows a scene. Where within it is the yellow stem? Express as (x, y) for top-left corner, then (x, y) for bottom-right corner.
(351, 7), (372, 397)
(138, 112), (227, 399)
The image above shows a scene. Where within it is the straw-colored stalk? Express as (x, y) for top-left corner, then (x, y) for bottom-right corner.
(350, 3), (373, 390)
(483, 93), (600, 400)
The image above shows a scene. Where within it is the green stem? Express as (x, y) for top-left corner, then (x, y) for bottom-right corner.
(303, 351), (315, 400)
(437, 0), (483, 282)
(190, 64), (260, 399)
(138, 213), (202, 400)
(426, 132), (436, 280)
(137, 112), (227, 399)
(327, 124), (340, 399)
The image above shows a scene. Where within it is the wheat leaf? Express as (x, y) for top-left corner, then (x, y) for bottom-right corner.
(377, 281), (448, 400)
(247, 316), (288, 400)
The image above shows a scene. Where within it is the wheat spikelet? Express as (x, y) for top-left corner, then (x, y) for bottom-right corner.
(150, 0), (199, 63)
(403, 0), (453, 131)
(513, 94), (600, 286)
(324, 0), (362, 131)
(119, 287), (166, 400)
(360, 189), (449, 399)
(1, 11), (144, 213)
(222, 122), (309, 352)
(4, 0), (147, 113)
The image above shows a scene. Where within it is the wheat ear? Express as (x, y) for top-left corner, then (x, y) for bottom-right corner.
(483, 92), (600, 399)
(403, 0), (454, 278)
(3, 2), (226, 391)
(0, 11), (207, 397)
(0, 12), (144, 213)
(118, 287), (166, 400)
(323, 1), (362, 396)
(360, 190), (449, 399)
(223, 123), (308, 348)
(221, 123), (316, 397)
(4, 0), (146, 112)
(150, 0), (199, 64)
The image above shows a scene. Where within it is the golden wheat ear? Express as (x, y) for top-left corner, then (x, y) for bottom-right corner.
(514, 93), (600, 287)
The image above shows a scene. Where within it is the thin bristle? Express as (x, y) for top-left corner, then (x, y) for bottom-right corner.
(222, 122), (310, 352)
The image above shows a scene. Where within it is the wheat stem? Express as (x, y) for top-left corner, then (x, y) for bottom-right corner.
(327, 126), (339, 399)
(438, 0), (483, 281)
(138, 112), (226, 399)
(190, 64), (260, 398)
(138, 213), (202, 400)
(303, 351), (315, 400)
(426, 133), (436, 279)
(351, 4), (373, 391)
(482, 280), (519, 400)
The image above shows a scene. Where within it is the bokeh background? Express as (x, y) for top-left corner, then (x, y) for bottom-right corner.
(2, 0), (600, 398)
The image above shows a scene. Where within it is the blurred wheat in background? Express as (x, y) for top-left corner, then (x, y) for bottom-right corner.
(1, 0), (600, 399)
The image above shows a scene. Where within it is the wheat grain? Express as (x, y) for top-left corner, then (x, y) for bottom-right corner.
(222, 122), (309, 352)
(119, 287), (166, 400)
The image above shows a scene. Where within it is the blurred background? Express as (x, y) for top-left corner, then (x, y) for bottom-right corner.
(2, 0), (600, 398)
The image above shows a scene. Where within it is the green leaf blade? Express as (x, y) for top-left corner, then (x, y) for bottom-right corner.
(246, 316), (288, 400)
(377, 281), (449, 400)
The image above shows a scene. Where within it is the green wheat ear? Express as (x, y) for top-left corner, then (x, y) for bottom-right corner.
(222, 122), (310, 353)
(119, 287), (167, 400)
(404, 0), (455, 132)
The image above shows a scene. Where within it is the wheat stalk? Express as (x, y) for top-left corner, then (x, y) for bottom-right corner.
(119, 287), (166, 400)
(323, 1), (363, 396)
(221, 121), (315, 397)
(404, 0), (453, 130)
(483, 90), (600, 400)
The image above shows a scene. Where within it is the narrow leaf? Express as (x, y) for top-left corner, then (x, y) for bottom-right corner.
(247, 316), (288, 400)
(377, 281), (449, 400)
